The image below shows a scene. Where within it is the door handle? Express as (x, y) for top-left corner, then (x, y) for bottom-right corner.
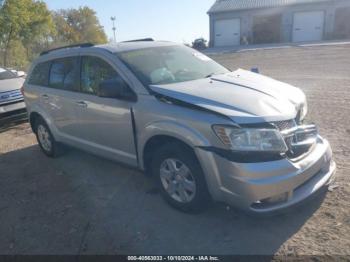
(76, 101), (88, 108)
(41, 94), (50, 103)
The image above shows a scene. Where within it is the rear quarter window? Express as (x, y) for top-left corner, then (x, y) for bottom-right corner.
(28, 61), (50, 86)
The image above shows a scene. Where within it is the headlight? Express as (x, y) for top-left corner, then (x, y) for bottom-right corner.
(213, 125), (288, 153)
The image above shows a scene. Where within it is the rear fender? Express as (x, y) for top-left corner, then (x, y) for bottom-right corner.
(28, 105), (59, 140)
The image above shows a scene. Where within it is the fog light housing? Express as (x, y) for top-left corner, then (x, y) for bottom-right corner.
(265, 192), (289, 203)
(252, 192), (290, 209)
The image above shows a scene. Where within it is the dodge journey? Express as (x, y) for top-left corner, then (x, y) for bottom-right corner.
(23, 40), (336, 213)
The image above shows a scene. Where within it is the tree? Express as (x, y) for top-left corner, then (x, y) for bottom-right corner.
(21, 1), (55, 62)
(192, 38), (208, 50)
(51, 7), (107, 47)
(0, 0), (54, 67)
(0, 3), (108, 69)
(5, 40), (27, 69)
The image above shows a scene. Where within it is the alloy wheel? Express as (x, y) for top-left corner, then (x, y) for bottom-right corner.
(159, 158), (196, 203)
(37, 124), (52, 152)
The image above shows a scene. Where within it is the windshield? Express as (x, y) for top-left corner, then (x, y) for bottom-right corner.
(117, 45), (230, 86)
(0, 69), (18, 80)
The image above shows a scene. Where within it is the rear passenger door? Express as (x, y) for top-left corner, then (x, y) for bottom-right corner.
(45, 56), (83, 141)
(75, 55), (137, 166)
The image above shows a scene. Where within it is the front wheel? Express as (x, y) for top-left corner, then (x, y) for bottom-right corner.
(151, 143), (211, 213)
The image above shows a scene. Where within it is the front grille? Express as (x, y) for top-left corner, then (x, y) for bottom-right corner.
(271, 119), (297, 131)
(0, 99), (24, 107)
(270, 119), (315, 159)
(0, 90), (23, 106)
(0, 108), (27, 123)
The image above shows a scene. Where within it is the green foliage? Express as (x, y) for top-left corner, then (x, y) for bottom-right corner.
(192, 38), (208, 50)
(52, 7), (107, 47)
(21, 1), (55, 60)
(6, 40), (27, 68)
(0, 0), (54, 68)
(0, 2), (107, 70)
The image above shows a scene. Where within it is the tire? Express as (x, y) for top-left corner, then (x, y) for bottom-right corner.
(151, 142), (211, 213)
(34, 117), (63, 158)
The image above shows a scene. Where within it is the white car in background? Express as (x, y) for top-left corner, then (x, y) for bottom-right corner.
(0, 67), (27, 125)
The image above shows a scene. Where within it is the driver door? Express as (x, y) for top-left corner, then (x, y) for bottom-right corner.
(75, 55), (137, 166)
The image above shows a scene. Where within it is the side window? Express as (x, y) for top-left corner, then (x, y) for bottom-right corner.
(81, 56), (120, 95)
(49, 57), (79, 91)
(28, 61), (50, 86)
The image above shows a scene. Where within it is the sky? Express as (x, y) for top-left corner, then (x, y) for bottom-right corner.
(45, 0), (214, 44)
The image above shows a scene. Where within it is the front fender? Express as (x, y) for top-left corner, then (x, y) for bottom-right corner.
(138, 119), (211, 169)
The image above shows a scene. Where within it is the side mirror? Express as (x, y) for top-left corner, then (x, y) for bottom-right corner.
(97, 78), (135, 101)
(251, 67), (260, 74)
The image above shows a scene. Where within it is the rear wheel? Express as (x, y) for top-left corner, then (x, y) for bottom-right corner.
(151, 143), (211, 213)
(34, 118), (62, 157)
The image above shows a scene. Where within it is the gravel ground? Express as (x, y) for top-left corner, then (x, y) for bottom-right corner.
(0, 44), (349, 257)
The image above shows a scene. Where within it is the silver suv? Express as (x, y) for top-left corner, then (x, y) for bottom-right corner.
(23, 41), (336, 213)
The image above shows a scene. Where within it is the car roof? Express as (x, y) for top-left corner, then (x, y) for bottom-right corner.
(97, 41), (180, 53)
(37, 41), (180, 61)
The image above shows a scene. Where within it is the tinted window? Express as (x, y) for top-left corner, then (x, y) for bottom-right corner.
(49, 57), (79, 91)
(28, 62), (50, 86)
(81, 56), (120, 95)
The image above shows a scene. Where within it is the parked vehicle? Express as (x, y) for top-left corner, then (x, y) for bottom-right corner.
(23, 41), (336, 213)
(0, 67), (27, 125)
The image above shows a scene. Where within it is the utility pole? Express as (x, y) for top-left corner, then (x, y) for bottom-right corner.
(111, 16), (116, 43)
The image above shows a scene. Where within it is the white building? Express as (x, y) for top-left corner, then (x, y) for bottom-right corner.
(208, 0), (350, 47)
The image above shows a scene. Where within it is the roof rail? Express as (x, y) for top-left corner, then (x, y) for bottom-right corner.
(122, 38), (154, 43)
(40, 43), (94, 56)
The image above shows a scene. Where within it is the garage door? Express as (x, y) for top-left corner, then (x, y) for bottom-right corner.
(214, 19), (240, 47)
(292, 11), (324, 42)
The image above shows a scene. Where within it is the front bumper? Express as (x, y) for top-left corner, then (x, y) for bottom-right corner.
(0, 101), (27, 126)
(196, 136), (336, 213)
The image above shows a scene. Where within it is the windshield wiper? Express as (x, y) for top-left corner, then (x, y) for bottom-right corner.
(205, 73), (216, 78)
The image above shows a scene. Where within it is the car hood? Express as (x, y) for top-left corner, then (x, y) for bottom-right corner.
(0, 77), (25, 93)
(150, 69), (306, 124)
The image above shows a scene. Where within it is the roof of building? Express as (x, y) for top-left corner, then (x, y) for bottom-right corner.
(208, 0), (333, 13)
